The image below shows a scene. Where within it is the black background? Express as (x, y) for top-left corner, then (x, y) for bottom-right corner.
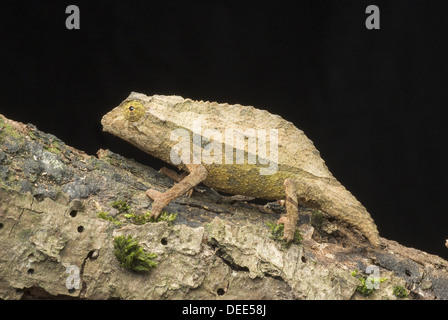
(1, 1), (447, 259)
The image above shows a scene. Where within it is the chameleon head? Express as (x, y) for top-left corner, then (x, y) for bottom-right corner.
(101, 98), (146, 134)
(101, 95), (155, 151)
(101, 93), (178, 158)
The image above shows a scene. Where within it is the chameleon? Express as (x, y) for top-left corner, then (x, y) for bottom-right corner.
(101, 92), (381, 246)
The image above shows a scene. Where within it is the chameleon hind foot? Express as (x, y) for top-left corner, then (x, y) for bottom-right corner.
(277, 216), (296, 243)
(277, 178), (300, 243)
(146, 164), (207, 219)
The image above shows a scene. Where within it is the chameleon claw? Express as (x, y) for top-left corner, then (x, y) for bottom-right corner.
(185, 188), (193, 198)
(149, 202), (163, 220)
(282, 231), (294, 243)
(146, 189), (165, 220)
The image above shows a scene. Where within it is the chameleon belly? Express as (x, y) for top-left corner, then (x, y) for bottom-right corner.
(202, 163), (288, 200)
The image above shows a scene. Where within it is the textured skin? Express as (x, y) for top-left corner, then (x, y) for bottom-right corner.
(101, 92), (381, 246)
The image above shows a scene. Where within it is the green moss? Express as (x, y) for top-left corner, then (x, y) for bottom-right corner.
(28, 131), (38, 140)
(44, 146), (61, 154)
(97, 211), (122, 226)
(89, 158), (106, 171)
(124, 211), (177, 226)
(102, 155), (123, 167)
(351, 269), (387, 296)
(44, 140), (62, 154)
(310, 210), (324, 229)
(266, 222), (302, 246)
(393, 285), (408, 298)
(148, 211), (177, 225)
(356, 276), (375, 296)
(111, 200), (132, 213)
(0, 116), (23, 141)
(124, 212), (148, 225)
(113, 235), (157, 272)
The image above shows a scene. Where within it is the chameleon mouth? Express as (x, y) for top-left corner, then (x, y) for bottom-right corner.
(101, 109), (123, 134)
(100, 113), (112, 132)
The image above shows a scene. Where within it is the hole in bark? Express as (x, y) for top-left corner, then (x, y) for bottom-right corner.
(27, 268), (34, 275)
(405, 269), (412, 277)
(161, 238), (168, 245)
(69, 210), (78, 218)
(77, 226), (84, 233)
(217, 288), (225, 296)
(301, 256), (307, 263)
(88, 250), (98, 260)
(0, 223), (3, 230)
(33, 194), (45, 202)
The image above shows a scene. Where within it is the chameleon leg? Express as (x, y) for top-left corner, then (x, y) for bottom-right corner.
(277, 178), (299, 243)
(159, 167), (193, 197)
(159, 167), (188, 182)
(146, 164), (207, 219)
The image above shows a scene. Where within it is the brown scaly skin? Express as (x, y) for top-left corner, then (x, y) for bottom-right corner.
(101, 92), (381, 246)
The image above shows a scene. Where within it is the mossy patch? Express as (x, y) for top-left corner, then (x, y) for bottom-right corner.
(43, 140), (62, 154)
(0, 115), (23, 141)
(111, 200), (132, 213)
(102, 200), (177, 226)
(113, 235), (157, 272)
(393, 285), (408, 298)
(351, 269), (387, 297)
(97, 211), (122, 226)
(310, 210), (324, 229)
(266, 222), (302, 246)
(124, 211), (177, 226)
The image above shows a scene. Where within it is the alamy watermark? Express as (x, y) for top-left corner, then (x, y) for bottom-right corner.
(365, 265), (381, 289)
(365, 5), (380, 30)
(65, 265), (80, 290)
(66, 5), (379, 31)
(65, 5), (80, 30)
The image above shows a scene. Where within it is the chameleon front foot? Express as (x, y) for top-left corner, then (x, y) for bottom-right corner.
(146, 189), (169, 220)
(146, 164), (208, 220)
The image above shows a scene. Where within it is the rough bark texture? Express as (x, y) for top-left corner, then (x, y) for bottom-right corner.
(0, 114), (447, 300)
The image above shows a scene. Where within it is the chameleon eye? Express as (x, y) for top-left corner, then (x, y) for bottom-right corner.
(123, 100), (145, 122)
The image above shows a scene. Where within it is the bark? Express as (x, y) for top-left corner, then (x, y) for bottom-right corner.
(0, 114), (447, 300)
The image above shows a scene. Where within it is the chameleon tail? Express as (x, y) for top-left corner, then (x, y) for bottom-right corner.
(294, 175), (381, 247)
